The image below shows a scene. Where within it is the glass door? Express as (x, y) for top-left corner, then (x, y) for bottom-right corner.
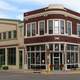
(54, 58), (60, 70)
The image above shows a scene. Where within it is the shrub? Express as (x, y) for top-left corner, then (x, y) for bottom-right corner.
(2, 66), (8, 70)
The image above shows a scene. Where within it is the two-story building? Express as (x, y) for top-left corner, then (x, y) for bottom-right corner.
(0, 18), (24, 70)
(24, 4), (80, 71)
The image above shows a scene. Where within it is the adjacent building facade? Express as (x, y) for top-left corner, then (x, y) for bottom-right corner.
(0, 19), (24, 70)
(24, 4), (80, 71)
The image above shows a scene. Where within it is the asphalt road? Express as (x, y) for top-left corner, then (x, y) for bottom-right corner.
(0, 72), (80, 80)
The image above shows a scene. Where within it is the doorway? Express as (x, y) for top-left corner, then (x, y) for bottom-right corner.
(19, 51), (23, 69)
(53, 52), (62, 70)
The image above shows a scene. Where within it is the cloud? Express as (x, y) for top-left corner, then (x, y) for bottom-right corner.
(0, 0), (17, 12)
(0, 0), (80, 20)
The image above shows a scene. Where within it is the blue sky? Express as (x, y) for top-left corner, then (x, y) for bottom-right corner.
(0, 0), (80, 20)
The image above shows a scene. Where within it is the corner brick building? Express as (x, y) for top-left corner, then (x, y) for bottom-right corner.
(24, 4), (80, 71)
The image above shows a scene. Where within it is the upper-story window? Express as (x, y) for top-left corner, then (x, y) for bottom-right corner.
(67, 21), (72, 35)
(8, 31), (12, 39)
(77, 24), (80, 36)
(0, 33), (1, 40)
(48, 20), (53, 34)
(54, 20), (59, 34)
(32, 22), (36, 36)
(13, 30), (17, 38)
(3, 32), (6, 39)
(60, 20), (64, 34)
(27, 23), (31, 37)
(39, 20), (45, 35)
(27, 22), (36, 37)
(48, 19), (65, 35)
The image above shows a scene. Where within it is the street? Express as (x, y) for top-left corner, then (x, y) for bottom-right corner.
(0, 71), (80, 80)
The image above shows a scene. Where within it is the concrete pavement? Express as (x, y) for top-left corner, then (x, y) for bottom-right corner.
(1, 69), (80, 75)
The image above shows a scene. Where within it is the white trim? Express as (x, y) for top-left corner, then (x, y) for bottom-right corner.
(24, 42), (80, 46)
(24, 10), (80, 20)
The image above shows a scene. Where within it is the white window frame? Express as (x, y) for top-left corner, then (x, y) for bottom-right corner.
(66, 21), (72, 35)
(26, 22), (36, 37)
(38, 20), (45, 35)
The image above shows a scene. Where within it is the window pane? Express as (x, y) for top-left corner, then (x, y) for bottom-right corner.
(31, 53), (35, 64)
(39, 21), (45, 35)
(32, 23), (36, 36)
(13, 30), (17, 38)
(54, 20), (59, 34)
(8, 31), (11, 39)
(48, 20), (53, 34)
(7, 48), (16, 65)
(41, 52), (45, 64)
(0, 33), (1, 40)
(67, 21), (71, 35)
(67, 52), (70, 63)
(77, 24), (80, 36)
(27, 23), (31, 36)
(55, 44), (59, 51)
(36, 52), (40, 64)
(60, 20), (64, 34)
(0, 49), (5, 65)
(3, 32), (6, 39)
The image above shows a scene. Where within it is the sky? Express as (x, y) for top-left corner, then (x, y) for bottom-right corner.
(0, 0), (80, 20)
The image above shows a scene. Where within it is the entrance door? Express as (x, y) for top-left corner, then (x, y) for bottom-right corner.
(54, 58), (59, 70)
(53, 52), (62, 70)
(19, 51), (23, 69)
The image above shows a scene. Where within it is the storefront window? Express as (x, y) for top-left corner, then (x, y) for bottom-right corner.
(7, 48), (16, 65)
(0, 49), (5, 65)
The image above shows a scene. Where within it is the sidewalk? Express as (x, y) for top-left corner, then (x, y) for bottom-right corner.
(0, 69), (80, 75)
